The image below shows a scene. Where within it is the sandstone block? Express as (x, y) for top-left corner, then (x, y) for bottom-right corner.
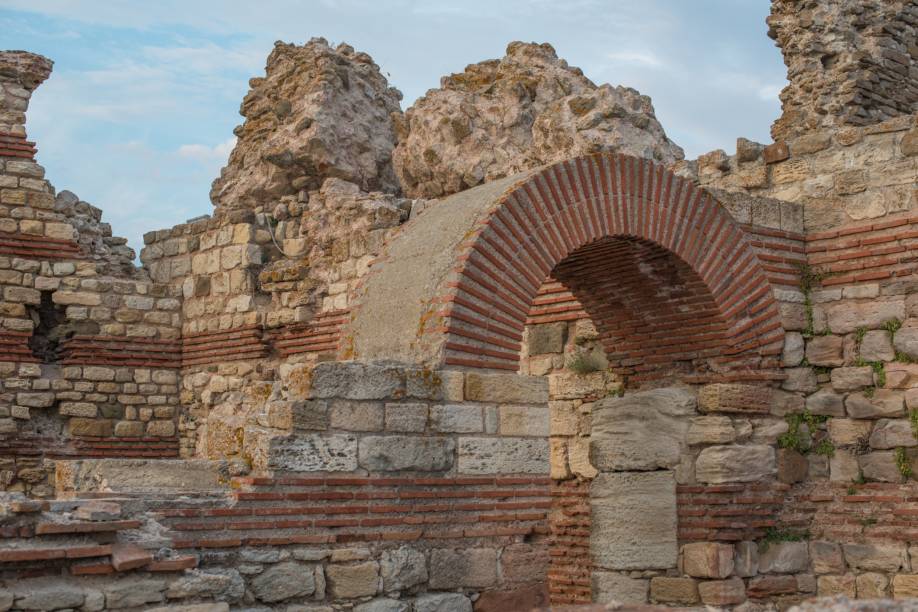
(806, 390), (845, 417)
(698, 383), (770, 413)
(69, 418), (112, 437)
(827, 418), (872, 446)
(698, 577), (746, 606)
(682, 542), (734, 578)
(650, 577), (699, 605)
(830, 450), (861, 482)
(329, 401), (384, 432)
(856, 572), (890, 598)
(893, 574), (918, 598)
(268, 434), (358, 472)
(859, 451), (902, 482)
(590, 387), (696, 471)
(473, 585), (548, 612)
(384, 403), (427, 432)
(114, 420), (144, 437)
(147, 420), (175, 437)
(894, 326), (918, 361)
(165, 568), (244, 601)
(832, 367), (875, 391)
(810, 541), (845, 575)
(310, 362), (404, 400)
(11, 582), (86, 610)
(458, 437), (547, 474)
(327, 562), (379, 599)
(746, 574), (798, 598)
(429, 548), (497, 588)
(694, 444), (775, 483)
(846, 390), (905, 419)
(806, 335), (844, 366)
(869, 419), (917, 449)
(498, 404), (549, 437)
(360, 435), (455, 472)
(686, 416), (736, 444)
(464, 372), (547, 404)
(591, 471), (677, 570)
(430, 404), (482, 433)
(778, 448), (809, 484)
(527, 322), (566, 354)
(826, 300), (905, 334)
(102, 578), (166, 608)
(861, 330), (895, 361)
(53, 290), (101, 306)
(734, 541), (759, 577)
(16, 392), (54, 408)
(817, 574), (856, 597)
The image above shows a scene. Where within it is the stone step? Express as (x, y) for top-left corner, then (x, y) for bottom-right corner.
(55, 458), (233, 495)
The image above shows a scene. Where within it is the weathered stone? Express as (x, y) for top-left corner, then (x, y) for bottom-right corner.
(825, 300), (906, 334)
(590, 388), (695, 471)
(498, 404), (549, 437)
(698, 384), (771, 414)
(414, 593), (472, 612)
(846, 391), (905, 419)
(810, 541), (845, 574)
(430, 404), (482, 433)
(806, 335), (844, 366)
(783, 331), (805, 366)
(269, 434), (358, 472)
(694, 444), (775, 483)
(894, 326), (918, 361)
(102, 578), (166, 608)
(859, 451), (903, 482)
(783, 367), (819, 393)
(326, 562), (379, 599)
(12, 581), (85, 610)
(746, 574), (798, 598)
(861, 330), (895, 362)
(759, 541), (809, 574)
(869, 419), (918, 449)
(734, 541), (759, 577)
(806, 390), (846, 417)
(830, 450), (861, 482)
(892, 574), (918, 598)
(827, 418), (872, 446)
(777, 448), (809, 484)
(359, 436), (454, 472)
(393, 42), (681, 199)
(817, 574), (856, 597)
(250, 562), (316, 602)
(843, 543), (908, 572)
(686, 416), (736, 445)
(380, 546), (427, 591)
(591, 571), (648, 605)
(310, 363), (404, 400)
(458, 437), (547, 474)
(832, 367), (875, 391)
(856, 572), (889, 598)
(698, 577), (747, 606)
(527, 322), (566, 354)
(499, 543), (549, 584)
(591, 471), (677, 570)
(329, 401), (384, 432)
(429, 548), (498, 589)
(464, 373), (547, 404)
(166, 569), (244, 601)
(384, 403), (427, 432)
(682, 542), (734, 578)
(650, 577), (699, 605)
(473, 584), (548, 612)
(354, 600), (409, 612)
(212, 38), (402, 208)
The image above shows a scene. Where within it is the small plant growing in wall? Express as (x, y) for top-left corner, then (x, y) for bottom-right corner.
(778, 409), (828, 454)
(896, 447), (913, 480)
(812, 438), (835, 458)
(567, 352), (605, 375)
(759, 526), (811, 551)
(910, 409), (918, 440)
(796, 262), (827, 338)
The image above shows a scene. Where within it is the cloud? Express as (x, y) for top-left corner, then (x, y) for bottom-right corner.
(605, 50), (664, 69)
(178, 137), (237, 163)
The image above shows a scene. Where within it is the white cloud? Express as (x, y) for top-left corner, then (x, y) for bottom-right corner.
(178, 137), (237, 162)
(605, 50), (664, 69)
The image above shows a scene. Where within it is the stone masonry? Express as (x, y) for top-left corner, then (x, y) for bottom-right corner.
(0, 1), (918, 610)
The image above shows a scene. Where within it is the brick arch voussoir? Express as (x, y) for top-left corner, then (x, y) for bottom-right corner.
(441, 153), (784, 377)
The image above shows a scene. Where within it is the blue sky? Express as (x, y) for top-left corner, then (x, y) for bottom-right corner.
(2, 1), (786, 257)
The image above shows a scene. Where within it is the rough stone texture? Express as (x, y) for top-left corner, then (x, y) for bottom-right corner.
(380, 546), (427, 592)
(759, 541), (810, 574)
(682, 542), (735, 579)
(591, 571), (648, 605)
(211, 38), (402, 209)
(768, 0), (918, 139)
(650, 576), (699, 605)
(392, 41), (682, 198)
(591, 471), (678, 570)
(843, 543), (909, 572)
(249, 562), (316, 602)
(414, 593), (472, 612)
(698, 577), (747, 606)
(359, 436), (455, 472)
(694, 444), (776, 483)
(590, 388), (696, 471)
(457, 437), (548, 474)
(428, 548), (498, 589)
(326, 562), (379, 599)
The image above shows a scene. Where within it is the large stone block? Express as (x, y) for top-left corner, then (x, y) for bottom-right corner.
(650, 577), (699, 605)
(592, 572), (648, 604)
(591, 471), (677, 570)
(758, 541), (809, 574)
(473, 584), (548, 612)
(310, 362), (404, 400)
(694, 444), (775, 483)
(894, 326), (918, 361)
(682, 542), (734, 578)
(827, 418), (872, 446)
(429, 548), (498, 588)
(359, 436), (454, 472)
(268, 434), (358, 472)
(457, 437), (547, 474)
(430, 404), (482, 433)
(414, 593), (472, 612)
(527, 322), (566, 354)
(859, 451), (903, 482)
(832, 367), (875, 391)
(893, 574), (918, 598)
(590, 388), (696, 471)
(686, 416), (737, 445)
(806, 335), (844, 366)
(826, 299), (905, 334)
(869, 419), (917, 449)
(810, 541), (845, 574)
(698, 577), (746, 606)
(843, 543), (908, 572)
(464, 373), (547, 404)
(327, 562), (379, 599)
(498, 404), (549, 437)
(380, 546), (427, 591)
(846, 390), (905, 419)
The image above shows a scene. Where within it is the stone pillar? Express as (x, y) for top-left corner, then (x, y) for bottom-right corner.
(767, 0), (918, 140)
(0, 50), (53, 143)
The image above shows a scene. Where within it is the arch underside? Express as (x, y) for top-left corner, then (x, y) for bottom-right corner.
(438, 154), (784, 381)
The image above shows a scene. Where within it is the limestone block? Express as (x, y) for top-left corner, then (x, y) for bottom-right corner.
(590, 388), (695, 471)
(384, 403), (427, 432)
(682, 542), (734, 578)
(380, 546), (427, 591)
(69, 418), (113, 437)
(430, 404), (482, 433)
(327, 562), (379, 599)
(592, 571), (648, 604)
(429, 548), (498, 588)
(826, 300), (905, 334)
(697, 384), (769, 414)
(52, 290), (101, 306)
(549, 400), (578, 436)
(269, 434), (358, 472)
(102, 578), (166, 608)
(830, 450), (860, 482)
(464, 372), (547, 404)
(591, 471), (677, 570)
(759, 541), (809, 574)
(859, 451), (902, 482)
(355, 599), (409, 612)
(147, 420), (175, 437)
(783, 367), (818, 393)
(698, 577), (746, 606)
(861, 330), (895, 361)
(458, 437), (547, 474)
(11, 581), (86, 610)
(568, 436), (597, 479)
(310, 362), (404, 400)
(846, 391), (905, 419)
(650, 577), (699, 605)
(250, 562), (316, 602)
(527, 322), (566, 354)
(843, 543), (908, 572)
(548, 370), (616, 400)
(360, 436), (454, 472)
(893, 574), (918, 598)
(329, 401), (384, 432)
(499, 404), (549, 437)
(894, 326), (918, 361)
(869, 419), (917, 449)
(783, 331), (805, 366)
(165, 569), (244, 601)
(15, 392), (53, 408)
(694, 444), (775, 483)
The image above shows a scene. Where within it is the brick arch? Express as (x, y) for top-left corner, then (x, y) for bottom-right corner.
(440, 153), (784, 380)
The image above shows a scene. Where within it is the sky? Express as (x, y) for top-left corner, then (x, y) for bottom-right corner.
(2, 1), (787, 257)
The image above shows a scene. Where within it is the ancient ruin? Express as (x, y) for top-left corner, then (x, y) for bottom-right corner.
(0, 0), (917, 609)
